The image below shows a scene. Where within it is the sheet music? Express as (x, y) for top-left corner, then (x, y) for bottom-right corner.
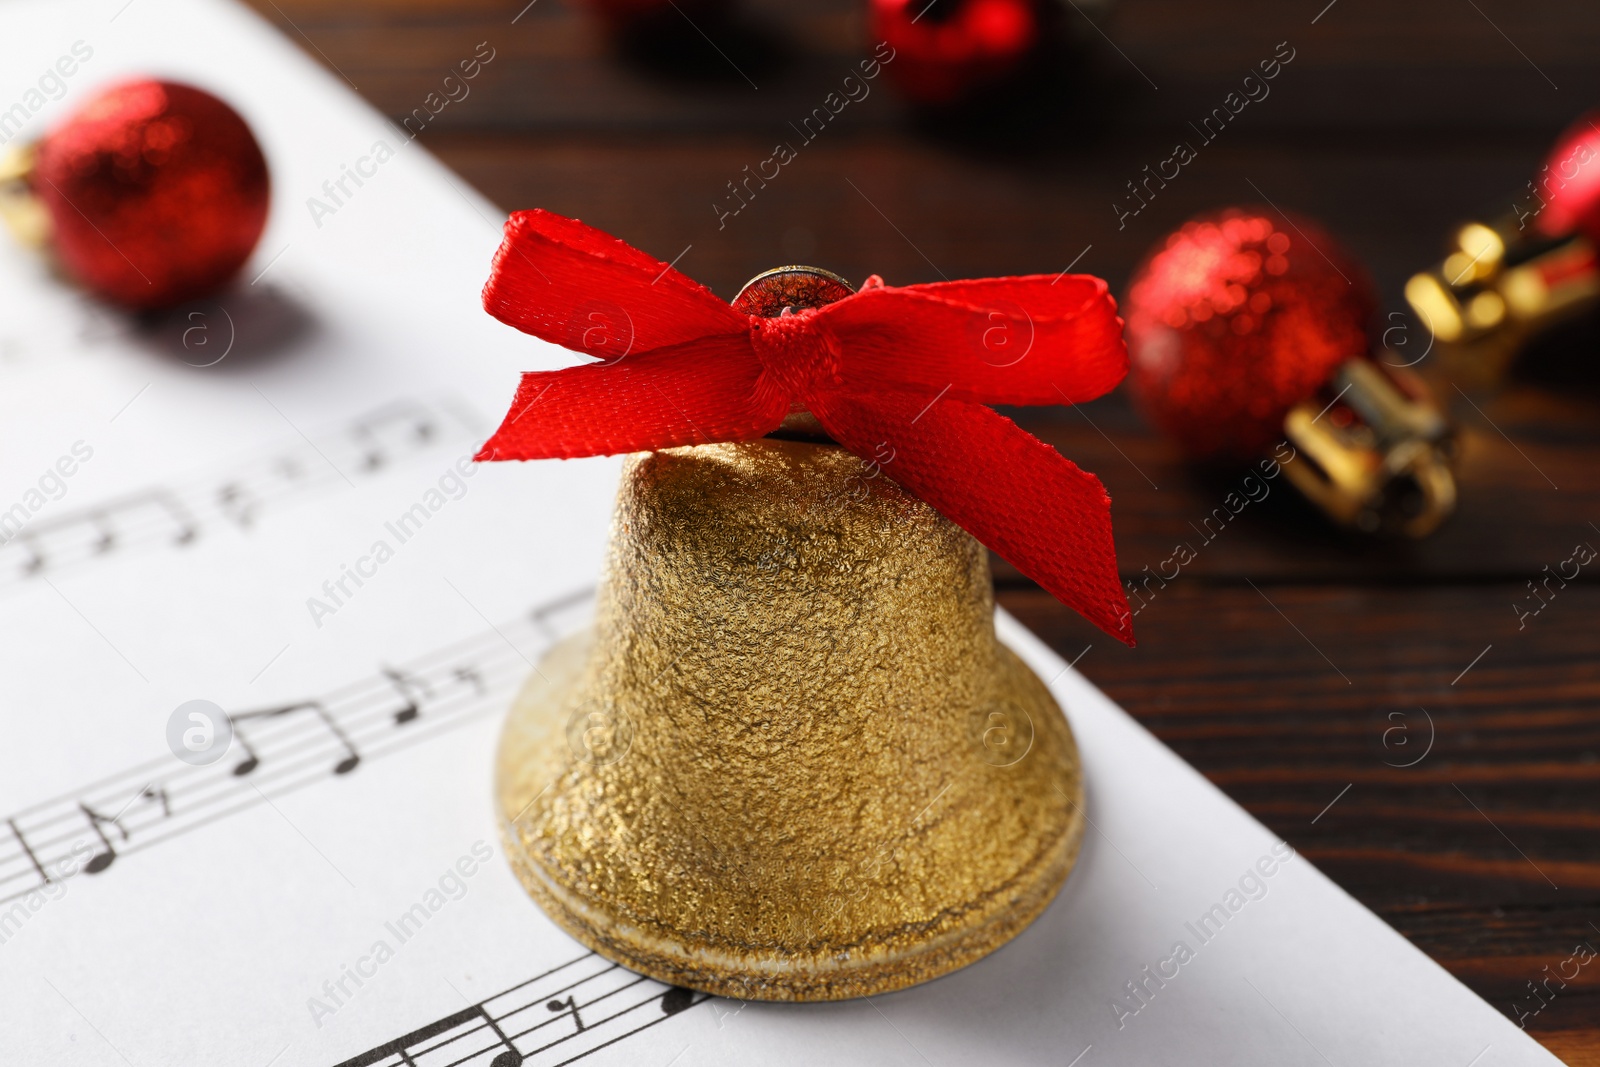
(0, 589), (588, 909)
(332, 952), (709, 1067)
(0, 0), (1562, 1064)
(0, 396), (476, 593)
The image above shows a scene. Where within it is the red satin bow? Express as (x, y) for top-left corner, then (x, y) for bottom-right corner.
(476, 209), (1135, 644)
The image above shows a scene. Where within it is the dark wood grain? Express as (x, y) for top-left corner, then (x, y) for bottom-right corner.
(1005, 580), (1600, 1060)
(242, 0), (1600, 1058)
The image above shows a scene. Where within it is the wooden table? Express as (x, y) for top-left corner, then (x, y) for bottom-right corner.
(243, 0), (1600, 1058)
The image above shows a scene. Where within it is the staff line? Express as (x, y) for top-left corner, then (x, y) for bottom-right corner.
(0, 591), (595, 906)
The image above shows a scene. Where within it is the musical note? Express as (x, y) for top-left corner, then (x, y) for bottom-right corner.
(545, 994), (585, 1033)
(89, 512), (116, 554)
(0, 398), (469, 597)
(454, 665), (487, 696)
(67, 781), (179, 877)
(480, 1004), (525, 1067)
(4, 491), (200, 582)
(231, 725), (263, 777)
(142, 785), (171, 818)
(80, 802), (127, 874)
(161, 493), (199, 545)
(112, 491), (200, 547)
(660, 986), (694, 1015)
(217, 481), (259, 528)
(348, 402), (438, 472)
(16, 532), (44, 576)
(233, 701), (360, 775)
(0, 588), (591, 912)
(315, 704), (364, 774)
(8, 819), (49, 889)
(382, 667), (433, 726)
(330, 952), (706, 1067)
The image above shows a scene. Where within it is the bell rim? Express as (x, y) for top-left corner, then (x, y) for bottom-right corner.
(495, 630), (1086, 1002)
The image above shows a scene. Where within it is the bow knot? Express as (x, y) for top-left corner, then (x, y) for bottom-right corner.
(750, 312), (841, 398)
(475, 209), (1136, 645)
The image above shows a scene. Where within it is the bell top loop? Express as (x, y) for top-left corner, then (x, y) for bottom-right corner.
(736, 266), (856, 440)
(733, 265), (855, 317)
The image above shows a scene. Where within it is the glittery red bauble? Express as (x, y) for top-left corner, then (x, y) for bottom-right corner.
(1534, 111), (1600, 243)
(1124, 209), (1375, 460)
(871, 0), (1038, 105)
(33, 79), (269, 310)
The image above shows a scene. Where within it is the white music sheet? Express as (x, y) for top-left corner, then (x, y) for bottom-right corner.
(0, 1), (1560, 1064)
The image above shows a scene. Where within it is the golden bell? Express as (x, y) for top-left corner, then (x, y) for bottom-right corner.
(493, 269), (1086, 1001)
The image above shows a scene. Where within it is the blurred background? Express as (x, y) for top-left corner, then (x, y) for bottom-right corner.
(238, 0), (1600, 1057)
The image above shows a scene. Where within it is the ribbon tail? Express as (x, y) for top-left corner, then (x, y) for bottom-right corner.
(812, 392), (1134, 646)
(477, 337), (787, 460)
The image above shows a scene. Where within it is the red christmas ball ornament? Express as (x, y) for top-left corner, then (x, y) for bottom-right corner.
(30, 79), (269, 309)
(1124, 208), (1376, 460)
(1533, 110), (1600, 243)
(870, 0), (1039, 106)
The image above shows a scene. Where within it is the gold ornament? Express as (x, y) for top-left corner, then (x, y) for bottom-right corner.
(1406, 217), (1600, 388)
(495, 438), (1085, 1001)
(1281, 358), (1457, 539)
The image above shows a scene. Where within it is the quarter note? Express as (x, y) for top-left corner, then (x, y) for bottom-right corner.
(660, 986), (695, 1016)
(80, 802), (128, 874)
